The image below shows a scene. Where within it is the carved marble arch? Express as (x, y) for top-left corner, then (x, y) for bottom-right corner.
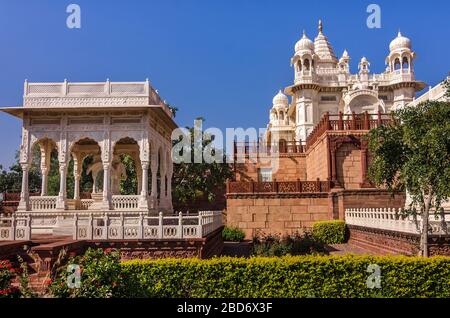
(27, 132), (60, 164)
(68, 131), (103, 155)
(346, 94), (381, 115)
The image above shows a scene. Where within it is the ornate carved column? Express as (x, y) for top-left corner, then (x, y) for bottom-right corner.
(166, 158), (173, 211)
(39, 140), (52, 196)
(41, 167), (49, 196)
(101, 162), (112, 210)
(160, 167), (167, 209)
(73, 158), (82, 201)
(139, 161), (149, 209)
(150, 152), (159, 209)
(56, 162), (68, 210)
(17, 163), (30, 211)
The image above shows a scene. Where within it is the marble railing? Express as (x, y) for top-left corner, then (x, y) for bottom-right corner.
(80, 199), (95, 210)
(73, 211), (223, 240)
(0, 211), (223, 241)
(29, 196), (57, 211)
(111, 195), (140, 210)
(0, 214), (32, 240)
(345, 208), (450, 235)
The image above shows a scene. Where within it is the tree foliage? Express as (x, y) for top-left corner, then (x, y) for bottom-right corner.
(367, 98), (450, 256)
(172, 122), (233, 205)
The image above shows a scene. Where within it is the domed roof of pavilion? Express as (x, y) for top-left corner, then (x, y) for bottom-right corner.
(314, 20), (338, 64)
(295, 31), (314, 53)
(389, 31), (412, 51)
(272, 90), (289, 108)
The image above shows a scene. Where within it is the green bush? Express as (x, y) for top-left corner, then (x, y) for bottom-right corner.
(121, 255), (450, 298)
(49, 248), (125, 298)
(252, 233), (326, 257)
(312, 220), (347, 244)
(222, 226), (245, 242)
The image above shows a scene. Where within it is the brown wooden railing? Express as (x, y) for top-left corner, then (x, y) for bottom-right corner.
(305, 111), (392, 149)
(226, 180), (332, 194)
(234, 140), (306, 156)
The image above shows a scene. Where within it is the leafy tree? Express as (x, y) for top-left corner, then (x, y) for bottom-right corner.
(367, 97), (450, 256)
(119, 154), (138, 195)
(172, 120), (233, 207)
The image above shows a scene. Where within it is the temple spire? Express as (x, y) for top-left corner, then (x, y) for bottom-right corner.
(318, 19), (323, 33)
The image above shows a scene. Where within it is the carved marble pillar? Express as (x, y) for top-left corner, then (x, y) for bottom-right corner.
(101, 161), (112, 210)
(150, 154), (158, 209)
(160, 168), (166, 208)
(139, 161), (149, 209)
(166, 160), (173, 211)
(56, 162), (68, 210)
(17, 163), (30, 211)
(41, 167), (49, 196)
(39, 140), (52, 196)
(73, 160), (81, 201)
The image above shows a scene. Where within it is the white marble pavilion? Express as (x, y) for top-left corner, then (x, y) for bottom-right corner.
(0, 79), (180, 236)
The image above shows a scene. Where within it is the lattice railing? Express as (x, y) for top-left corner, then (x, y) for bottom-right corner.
(227, 180), (332, 194)
(111, 195), (140, 210)
(29, 196), (57, 211)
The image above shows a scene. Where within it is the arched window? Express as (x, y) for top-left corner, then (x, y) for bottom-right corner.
(297, 61), (302, 72)
(304, 59), (310, 71)
(402, 56), (409, 70)
(394, 58), (401, 71)
(279, 111), (284, 121)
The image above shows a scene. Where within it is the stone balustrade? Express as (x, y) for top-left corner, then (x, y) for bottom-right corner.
(73, 211), (222, 240)
(80, 199), (95, 210)
(111, 195), (140, 210)
(345, 208), (450, 235)
(0, 211), (223, 241)
(29, 196), (57, 211)
(0, 214), (32, 240)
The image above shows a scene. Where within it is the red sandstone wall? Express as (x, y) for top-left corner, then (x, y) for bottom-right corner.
(234, 155), (307, 182)
(226, 195), (332, 239)
(305, 135), (329, 181)
(336, 144), (362, 189)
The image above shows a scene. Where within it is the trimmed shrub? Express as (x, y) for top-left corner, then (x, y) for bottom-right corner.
(252, 233), (326, 256)
(222, 226), (245, 242)
(312, 220), (347, 244)
(121, 255), (450, 298)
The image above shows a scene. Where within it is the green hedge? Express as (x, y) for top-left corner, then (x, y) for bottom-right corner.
(222, 226), (245, 242)
(312, 220), (347, 244)
(121, 255), (450, 298)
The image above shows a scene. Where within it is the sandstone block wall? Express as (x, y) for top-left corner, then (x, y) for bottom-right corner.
(226, 195), (331, 239)
(336, 143), (362, 189)
(305, 135), (329, 181)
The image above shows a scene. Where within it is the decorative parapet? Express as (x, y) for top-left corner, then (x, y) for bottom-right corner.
(305, 111), (392, 149)
(226, 180), (332, 195)
(22, 80), (173, 118)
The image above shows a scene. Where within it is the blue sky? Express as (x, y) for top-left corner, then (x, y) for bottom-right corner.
(0, 0), (449, 168)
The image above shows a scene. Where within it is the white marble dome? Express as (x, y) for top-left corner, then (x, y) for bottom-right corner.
(272, 90), (289, 107)
(389, 31), (411, 51)
(295, 31), (314, 53)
